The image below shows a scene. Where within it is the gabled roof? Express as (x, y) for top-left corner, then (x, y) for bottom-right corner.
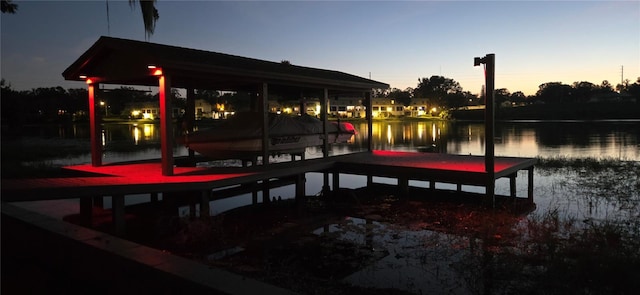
(63, 36), (388, 94)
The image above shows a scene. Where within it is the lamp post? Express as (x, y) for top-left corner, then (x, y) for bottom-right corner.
(474, 53), (495, 206)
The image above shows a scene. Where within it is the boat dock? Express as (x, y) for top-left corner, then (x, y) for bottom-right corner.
(2, 151), (536, 236)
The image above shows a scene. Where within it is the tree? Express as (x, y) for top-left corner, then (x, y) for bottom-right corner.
(413, 75), (463, 108)
(535, 82), (572, 103)
(572, 81), (597, 103)
(495, 88), (511, 106)
(510, 91), (527, 104)
(386, 88), (412, 106)
(1, 0), (17, 13)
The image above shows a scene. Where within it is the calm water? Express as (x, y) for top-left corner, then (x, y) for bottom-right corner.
(8, 119), (640, 294)
(14, 119), (640, 166)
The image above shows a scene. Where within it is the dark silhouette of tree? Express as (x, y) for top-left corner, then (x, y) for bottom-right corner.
(495, 88), (511, 106)
(413, 75), (463, 108)
(510, 91), (527, 104)
(386, 88), (412, 106)
(572, 81), (597, 103)
(535, 82), (572, 103)
(1, 0), (17, 13)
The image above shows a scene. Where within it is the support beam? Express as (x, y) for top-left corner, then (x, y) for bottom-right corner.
(323, 172), (331, 196)
(112, 195), (125, 236)
(528, 166), (534, 202)
(200, 190), (211, 217)
(185, 88), (196, 160)
(159, 74), (174, 176)
(332, 171), (340, 193)
(510, 174), (517, 198)
(322, 88), (329, 158)
(365, 91), (373, 152)
(295, 173), (306, 199)
(399, 177), (409, 196)
(261, 83), (270, 165)
(88, 83), (102, 166)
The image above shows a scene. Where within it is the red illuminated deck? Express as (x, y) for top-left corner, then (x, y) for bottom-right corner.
(1, 151), (536, 202)
(335, 150), (536, 185)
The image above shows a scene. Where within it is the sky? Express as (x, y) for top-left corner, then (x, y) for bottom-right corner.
(1, 0), (639, 96)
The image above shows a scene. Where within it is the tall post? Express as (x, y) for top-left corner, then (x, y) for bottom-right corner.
(484, 54), (495, 177)
(185, 88), (196, 159)
(475, 53), (496, 206)
(88, 82), (102, 166)
(322, 88), (329, 158)
(261, 83), (270, 165)
(364, 91), (373, 152)
(159, 74), (174, 176)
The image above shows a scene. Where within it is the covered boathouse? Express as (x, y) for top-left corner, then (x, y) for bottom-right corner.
(61, 36), (389, 176)
(2, 37), (537, 293)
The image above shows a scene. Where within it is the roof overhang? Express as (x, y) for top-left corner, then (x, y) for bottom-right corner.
(63, 36), (389, 95)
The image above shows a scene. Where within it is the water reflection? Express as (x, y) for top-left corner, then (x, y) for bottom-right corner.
(9, 120), (640, 164)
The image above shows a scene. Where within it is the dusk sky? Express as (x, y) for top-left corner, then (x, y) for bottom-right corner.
(2, 1), (639, 96)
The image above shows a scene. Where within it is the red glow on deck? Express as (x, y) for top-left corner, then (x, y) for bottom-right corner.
(47, 163), (256, 188)
(371, 150), (513, 173)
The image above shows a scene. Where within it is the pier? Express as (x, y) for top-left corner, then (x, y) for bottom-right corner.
(2, 151), (536, 236)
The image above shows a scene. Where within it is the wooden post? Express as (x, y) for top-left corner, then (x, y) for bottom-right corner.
(332, 171), (340, 194)
(399, 177), (409, 196)
(200, 190), (211, 217)
(185, 88), (196, 160)
(261, 83), (270, 165)
(323, 171), (331, 196)
(295, 173), (306, 210)
(510, 174), (517, 198)
(88, 83), (102, 166)
(112, 195), (125, 236)
(159, 74), (174, 176)
(475, 53), (496, 206)
(528, 166), (534, 203)
(365, 91), (373, 152)
(262, 179), (271, 203)
(322, 88), (329, 158)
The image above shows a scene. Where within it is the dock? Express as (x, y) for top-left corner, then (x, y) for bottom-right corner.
(2, 151), (536, 235)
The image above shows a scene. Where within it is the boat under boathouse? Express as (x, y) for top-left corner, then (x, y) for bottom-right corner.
(62, 36), (389, 176)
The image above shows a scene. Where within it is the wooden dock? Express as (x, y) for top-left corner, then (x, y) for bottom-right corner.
(2, 151), (536, 235)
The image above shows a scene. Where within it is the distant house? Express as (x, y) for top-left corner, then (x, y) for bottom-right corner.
(126, 101), (180, 120)
(328, 96), (365, 118)
(407, 98), (430, 117)
(371, 98), (405, 118)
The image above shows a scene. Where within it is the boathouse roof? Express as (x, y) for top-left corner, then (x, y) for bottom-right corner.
(62, 36), (388, 93)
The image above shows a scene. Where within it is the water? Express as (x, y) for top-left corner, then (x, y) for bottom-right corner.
(5, 119), (640, 294)
(11, 119), (640, 165)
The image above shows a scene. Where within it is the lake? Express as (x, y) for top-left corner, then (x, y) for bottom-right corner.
(5, 119), (640, 294)
(13, 119), (640, 166)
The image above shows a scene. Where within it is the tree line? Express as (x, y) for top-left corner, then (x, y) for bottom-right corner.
(376, 76), (640, 109)
(2, 75), (639, 124)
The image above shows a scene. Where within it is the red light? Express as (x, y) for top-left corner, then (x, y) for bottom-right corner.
(85, 78), (93, 84)
(152, 69), (163, 76)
